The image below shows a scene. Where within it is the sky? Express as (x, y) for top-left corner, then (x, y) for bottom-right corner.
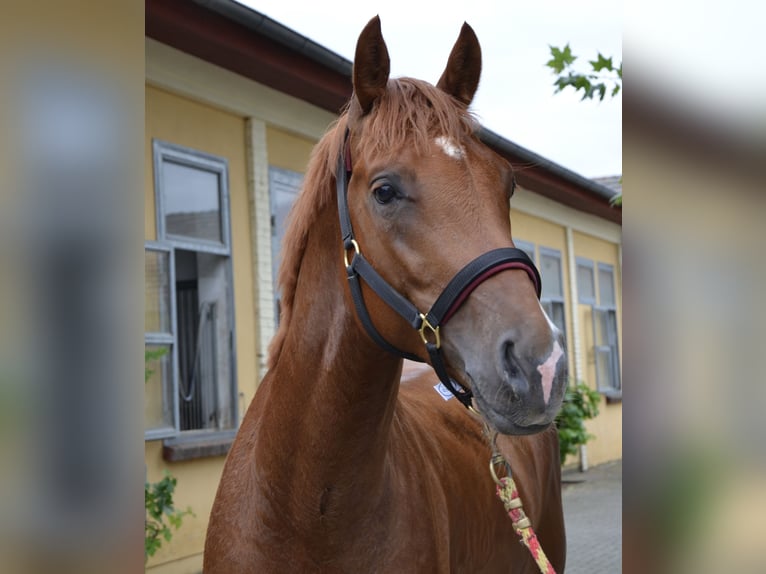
(237, 0), (622, 179)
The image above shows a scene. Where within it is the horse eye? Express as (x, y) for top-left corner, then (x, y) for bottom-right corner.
(373, 184), (398, 205)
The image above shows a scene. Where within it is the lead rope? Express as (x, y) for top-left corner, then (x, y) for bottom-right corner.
(483, 426), (557, 574)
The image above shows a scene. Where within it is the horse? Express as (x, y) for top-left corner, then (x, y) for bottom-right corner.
(205, 17), (568, 573)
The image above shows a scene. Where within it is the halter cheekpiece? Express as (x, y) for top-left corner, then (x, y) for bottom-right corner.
(336, 129), (541, 408)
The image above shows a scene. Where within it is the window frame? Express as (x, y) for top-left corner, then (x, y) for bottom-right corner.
(592, 305), (621, 395)
(146, 140), (239, 443)
(144, 242), (180, 441)
(576, 257), (597, 305)
(597, 262), (616, 307)
(152, 139), (232, 256)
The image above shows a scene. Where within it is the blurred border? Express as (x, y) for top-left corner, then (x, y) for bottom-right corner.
(0, 2), (144, 573)
(625, 4), (766, 570)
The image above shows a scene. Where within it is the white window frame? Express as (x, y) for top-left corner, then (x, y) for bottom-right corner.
(145, 140), (238, 441)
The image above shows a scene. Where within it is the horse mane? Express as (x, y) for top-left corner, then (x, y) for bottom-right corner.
(267, 77), (478, 369)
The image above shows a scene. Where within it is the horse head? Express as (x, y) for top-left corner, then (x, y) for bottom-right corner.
(341, 16), (567, 435)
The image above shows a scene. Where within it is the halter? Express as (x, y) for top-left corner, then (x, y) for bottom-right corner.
(337, 130), (541, 408)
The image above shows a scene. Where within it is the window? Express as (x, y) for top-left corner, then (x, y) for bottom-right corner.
(577, 257), (620, 395)
(514, 239), (535, 263)
(539, 247), (566, 339)
(145, 141), (237, 440)
(594, 263), (620, 394)
(145, 246), (175, 437)
(269, 166), (304, 324)
(576, 257), (596, 304)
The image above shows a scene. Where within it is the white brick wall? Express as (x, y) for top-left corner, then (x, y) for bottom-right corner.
(246, 118), (275, 380)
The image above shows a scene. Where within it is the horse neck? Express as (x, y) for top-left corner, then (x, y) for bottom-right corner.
(255, 199), (402, 521)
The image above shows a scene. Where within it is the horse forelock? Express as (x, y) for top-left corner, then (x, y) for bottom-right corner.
(267, 78), (477, 369)
(359, 77), (478, 158)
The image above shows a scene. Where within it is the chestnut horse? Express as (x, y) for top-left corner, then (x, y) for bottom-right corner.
(205, 17), (568, 573)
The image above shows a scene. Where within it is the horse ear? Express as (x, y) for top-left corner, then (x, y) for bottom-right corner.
(353, 16), (390, 115)
(437, 22), (482, 106)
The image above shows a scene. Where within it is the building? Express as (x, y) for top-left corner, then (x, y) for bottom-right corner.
(144, 0), (622, 571)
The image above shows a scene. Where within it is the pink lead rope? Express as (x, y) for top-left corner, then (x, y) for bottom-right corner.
(486, 432), (557, 574)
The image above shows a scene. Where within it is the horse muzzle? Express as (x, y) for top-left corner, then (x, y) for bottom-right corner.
(459, 329), (568, 436)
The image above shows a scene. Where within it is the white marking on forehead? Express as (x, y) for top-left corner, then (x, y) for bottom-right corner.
(538, 340), (563, 405)
(434, 136), (465, 159)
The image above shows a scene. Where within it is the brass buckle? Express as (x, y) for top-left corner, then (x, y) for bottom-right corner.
(343, 239), (360, 268)
(418, 314), (441, 348)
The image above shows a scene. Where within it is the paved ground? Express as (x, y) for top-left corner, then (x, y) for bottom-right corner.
(561, 460), (622, 573)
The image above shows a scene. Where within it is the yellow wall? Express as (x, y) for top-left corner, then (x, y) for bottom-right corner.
(573, 230), (622, 466)
(266, 125), (315, 172)
(145, 84), (255, 572)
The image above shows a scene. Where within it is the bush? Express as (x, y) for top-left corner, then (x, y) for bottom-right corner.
(145, 472), (194, 560)
(555, 381), (601, 465)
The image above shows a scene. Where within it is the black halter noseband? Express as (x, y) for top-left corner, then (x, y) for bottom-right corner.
(336, 130), (541, 408)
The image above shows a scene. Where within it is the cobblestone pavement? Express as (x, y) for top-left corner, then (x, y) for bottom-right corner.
(561, 460), (622, 573)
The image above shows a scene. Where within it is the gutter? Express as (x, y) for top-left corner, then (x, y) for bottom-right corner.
(479, 127), (619, 202)
(191, 0), (353, 76)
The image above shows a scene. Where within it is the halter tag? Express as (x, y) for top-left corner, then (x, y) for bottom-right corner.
(433, 382), (454, 401)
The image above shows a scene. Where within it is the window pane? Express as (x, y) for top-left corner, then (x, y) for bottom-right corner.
(599, 265), (616, 307)
(552, 301), (566, 339)
(593, 308), (605, 345)
(145, 344), (174, 431)
(540, 250), (563, 298)
(175, 250), (235, 432)
(163, 160), (222, 243)
(542, 300), (567, 341)
(270, 167), (303, 284)
(145, 249), (171, 333)
(595, 347), (613, 391)
(577, 262), (595, 303)
(593, 308), (620, 391)
(514, 239), (535, 263)
(270, 167), (304, 320)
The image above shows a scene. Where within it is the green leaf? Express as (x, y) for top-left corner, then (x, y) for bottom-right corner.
(146, 471), (193, 561)
(590, 53), (613, 73)
(556, 381), (602, 464)
(546, 44), (577, 74)
(612, 84), (621, 97)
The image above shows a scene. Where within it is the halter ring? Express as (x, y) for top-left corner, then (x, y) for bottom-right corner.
(343, 239), (360, 268)
(418, 314), (441, 348)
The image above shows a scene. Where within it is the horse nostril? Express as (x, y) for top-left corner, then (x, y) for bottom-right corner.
(502, 341), (522, 402)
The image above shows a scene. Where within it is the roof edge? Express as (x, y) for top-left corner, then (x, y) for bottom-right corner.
(191, 0), (353, 75)
(479, 127), (619, 202)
